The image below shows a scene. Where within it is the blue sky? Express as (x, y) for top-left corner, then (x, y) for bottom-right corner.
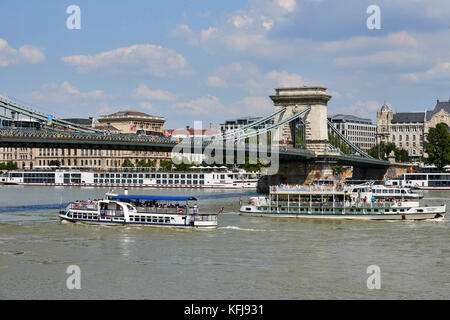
(1, 0), (449, 129)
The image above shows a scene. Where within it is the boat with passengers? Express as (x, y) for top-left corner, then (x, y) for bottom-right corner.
(59, 191), (218, 228)
(240, 183), (445, 221)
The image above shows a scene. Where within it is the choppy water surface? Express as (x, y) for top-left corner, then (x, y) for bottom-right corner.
(0, 185), (449, 299)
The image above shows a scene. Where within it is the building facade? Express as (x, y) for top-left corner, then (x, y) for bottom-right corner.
(97, 110), (165, 135)
(377, 100), (450, 161)
(328, 114), (377, 152)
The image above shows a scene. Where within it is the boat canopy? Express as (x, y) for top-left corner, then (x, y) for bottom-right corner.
(113, 195), (197, 201)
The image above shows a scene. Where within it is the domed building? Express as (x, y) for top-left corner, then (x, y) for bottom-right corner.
(376, 99), (450, 161)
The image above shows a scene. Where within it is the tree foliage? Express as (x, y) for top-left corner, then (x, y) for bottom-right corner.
(368, 142), (410, 163)
(121, 158), (134, 168)
(423, 123), (450, 170)
(0, 161), (18, 171)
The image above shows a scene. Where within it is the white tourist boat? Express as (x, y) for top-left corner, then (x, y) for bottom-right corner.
(59, 192), (218, 228)
(240, 183), (445, 221)
(386, 172), (450, 190)
(3, 168), (258, 189)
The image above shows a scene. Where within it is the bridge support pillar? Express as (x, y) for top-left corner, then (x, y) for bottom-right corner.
(270, 87), (332, 154)
(257, 161), (335, 194)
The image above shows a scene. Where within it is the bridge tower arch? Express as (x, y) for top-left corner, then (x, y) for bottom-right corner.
(270, 87), (332, 154)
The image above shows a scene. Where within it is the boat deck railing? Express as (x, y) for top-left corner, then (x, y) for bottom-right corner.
(136, 206), (199, 215)
(68, 203), (98, 211)
(270, 186), (348, 193)
(273, 200), (412, 208)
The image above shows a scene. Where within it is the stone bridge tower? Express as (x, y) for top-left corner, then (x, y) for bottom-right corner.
(270, 87), (332, 154)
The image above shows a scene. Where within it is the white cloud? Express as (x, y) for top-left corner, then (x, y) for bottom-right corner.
(332, 100), (381, 120)
(266, 70), (304, 87)
(403, 61), (450, 82)
(207, 62), (317, 94)
(132, 84), (177, 101)
(61, 44), (192, 77)
(172, 95), (225, 115)
(275, 0), (296, 13)
(171, 0), (299, 58)
(138, 101), (153, 111)
(207, 75), (229, 88)
(30, 81), (110, 103)
(0, 38), (45, 67)
(231, 96), (273, 114)
(333, 51), (428, 69)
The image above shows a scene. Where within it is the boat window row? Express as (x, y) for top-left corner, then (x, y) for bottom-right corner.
(72, 213), (98, 220)
(403, 174), (450, 180)
(94, 173), (205, 179)
(129, 215), (171, 223)
(93, 179), (205, 185)
(23, 173), (55, 177)
(374, 189), (406, 194)
(24, 178), (56, 183)
(428, 181), (450, 187)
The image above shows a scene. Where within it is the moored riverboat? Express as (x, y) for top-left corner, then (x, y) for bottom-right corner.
(59, 192), (217, 228)
(240, 183), (445, 221)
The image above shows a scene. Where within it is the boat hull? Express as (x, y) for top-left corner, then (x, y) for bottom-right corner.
(239, 206), (445, 221)
(239, 212), (444, 220)
(58, 212), (217, 228)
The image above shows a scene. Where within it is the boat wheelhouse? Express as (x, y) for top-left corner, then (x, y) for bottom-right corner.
(370, 184), (423, 199)
(59, 193), (217, 228)
(239, 183), (445, 221)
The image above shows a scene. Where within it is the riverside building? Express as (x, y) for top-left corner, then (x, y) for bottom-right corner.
(328, 114), (377, 152)
(377, 100), (450, 162)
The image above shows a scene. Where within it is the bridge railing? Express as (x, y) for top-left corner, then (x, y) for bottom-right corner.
(0, 128), (175, 144)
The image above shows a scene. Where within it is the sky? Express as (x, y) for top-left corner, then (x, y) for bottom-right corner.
(0, 0), (449, 130)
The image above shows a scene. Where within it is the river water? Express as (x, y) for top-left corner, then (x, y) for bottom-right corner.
(0, 185), (449, 300)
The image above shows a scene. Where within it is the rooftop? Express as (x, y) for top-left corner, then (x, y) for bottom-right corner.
(328, 114), (374, 125)
(426, 99), (450, 121)
(392, 112), (425, 124)
(98, 110), (164, 121)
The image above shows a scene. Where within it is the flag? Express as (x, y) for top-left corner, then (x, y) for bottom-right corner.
(239, 196), (242, 206)
(218, 207), (224, 214)
(130, 121), (134, 131)
(47, 114), (53, 126)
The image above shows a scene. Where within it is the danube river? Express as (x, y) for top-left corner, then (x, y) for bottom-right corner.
(0, 185), (449, 299)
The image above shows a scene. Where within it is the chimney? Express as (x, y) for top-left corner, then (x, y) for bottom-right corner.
(209, 122), (212, 129)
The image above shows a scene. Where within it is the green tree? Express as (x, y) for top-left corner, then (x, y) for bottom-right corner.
(368, 142), (410, 163)
(0, 161), (18, 171)
(121, 158), (134, 168)
(423, 123), (450, 170)
(136, 159), (155, 168)
(159, 159), (173, 171)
